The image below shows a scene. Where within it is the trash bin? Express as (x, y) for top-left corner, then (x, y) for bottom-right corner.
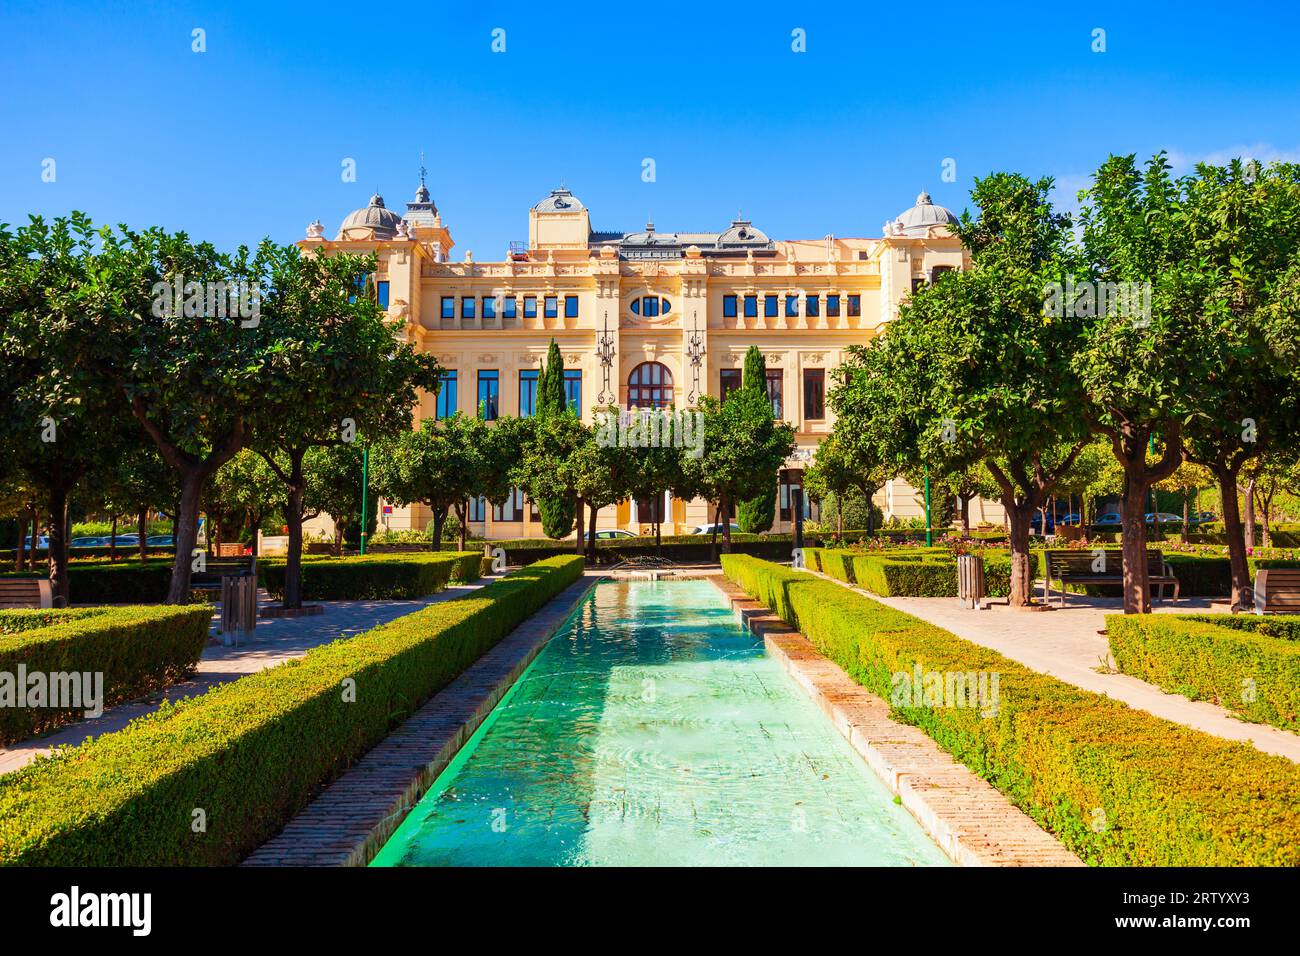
(957, 554), (985, 610)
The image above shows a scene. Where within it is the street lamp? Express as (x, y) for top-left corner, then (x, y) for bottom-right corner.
(686, 310), (705, 405)
(596, 310), (616, 405)
(359, 447), (370, 555)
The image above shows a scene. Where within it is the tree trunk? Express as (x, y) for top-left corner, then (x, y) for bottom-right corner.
(710, 502), (721, 561)
(837, 495), (843, 540)
(1243, 478), (1256, 549)
(1004, 503), (1037, 607)
(137, 509), (148, 562)
(1120, 470), (1153, 614)
(46, 483), (71, 607)
(721, 495), (733, 553)
(575, 495), (585, 555)
(431, 505), (448, 553)
(1256, 485), (1272, 549)
(166, 474), (206, 604)
(587, 501), (598, 560)
(15, 509), (29, 571)
(1217, 467), (1252, 609)
(109, 514), (118, 562)
(1181, 490), (1191, 543)
(333, 526), (343, 557)
(959, 495), (971, 535)
(655, 516), (662, 556)
(457, 499), (468, 552)
(281, 453), (308, 610)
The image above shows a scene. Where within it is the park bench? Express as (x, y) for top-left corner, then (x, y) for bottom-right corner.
(192, 556), (257, 643)
(1041, 549), (1180, 607)
(1253, 568), (1300, 614)
(0, 578), (54, 609)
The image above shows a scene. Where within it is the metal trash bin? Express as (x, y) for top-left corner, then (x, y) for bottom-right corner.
(957, 554), (986, 610)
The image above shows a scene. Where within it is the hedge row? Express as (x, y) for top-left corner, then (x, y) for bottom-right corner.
(1107, 614), (1300, 732)
(259, 552), (480, 601)
(0, 608), (105, 635)
(0, 561), (175, 605)
(0, 554), (585, 866)
(0, 605), (212, 745)
(722, 554), (1300, 865)
(805, 547), (1011, 598)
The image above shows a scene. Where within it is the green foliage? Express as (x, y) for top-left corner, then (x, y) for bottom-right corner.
(1108, 614), (1300, 731)
(259, 552), (479, 601)
(0, 555), (584, 865)
(533, 340), (577, 538)
(736, 347), (778, 534)
(0, 605), (211, 744)
(722, 555), (1300, 865)
(371, 414), (487, 544)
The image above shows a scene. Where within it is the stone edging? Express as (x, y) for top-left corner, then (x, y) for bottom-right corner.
(708, 575), (1085, 868)
(242, 573), (604, 867)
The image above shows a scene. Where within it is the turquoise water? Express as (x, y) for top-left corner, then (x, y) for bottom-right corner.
(371, 579), (950, 867)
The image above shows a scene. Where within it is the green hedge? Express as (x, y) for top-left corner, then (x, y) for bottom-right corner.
(721, 554), (1300, 866)
(259, 552), (480, 601)
(0, 561), (175, 605)
(1107, 614), (1300, 732)
(1175, 614), (1300, 642)
(0, 554), (585, 866)
(811, 548), (1011, 598)
(0, 608), (106, 635)
(0, 605), (212, 745)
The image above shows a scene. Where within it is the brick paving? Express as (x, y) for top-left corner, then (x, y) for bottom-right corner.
(242, 572), (604, 867)
(709, 575), (1084, 867)
(0, 580), (495, 776)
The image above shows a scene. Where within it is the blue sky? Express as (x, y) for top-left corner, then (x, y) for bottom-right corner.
(3, 1), (1299, 254)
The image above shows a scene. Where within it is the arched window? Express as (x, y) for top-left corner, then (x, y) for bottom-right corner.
(627, 362), (674, 409)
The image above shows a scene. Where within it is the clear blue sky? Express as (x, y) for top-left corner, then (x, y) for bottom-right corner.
(3, 1), (1299, 255)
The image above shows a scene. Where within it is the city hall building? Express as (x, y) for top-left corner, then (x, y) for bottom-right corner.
(301, 178), (1004, 539)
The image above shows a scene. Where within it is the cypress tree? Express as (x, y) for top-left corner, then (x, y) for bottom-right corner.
(535, 339), (576, 538)
(736, 345), (777, 533)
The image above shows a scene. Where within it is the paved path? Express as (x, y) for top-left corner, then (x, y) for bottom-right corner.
(868, 590), (1300, 763)
(0, 580), (497, 775)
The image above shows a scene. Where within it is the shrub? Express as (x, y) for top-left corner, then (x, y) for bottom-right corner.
(721, 554), (1300, 866)
(0, 561), (176, 605)
(0, 608), (106, 635)
(0, 555), (584, 866)
(814, 549), (1011, 598)
(1176, 614), (1300, 642)
(0, 605), (212, 745)
(1107, 614), (1300, 732)
(259, 552), (477, 601)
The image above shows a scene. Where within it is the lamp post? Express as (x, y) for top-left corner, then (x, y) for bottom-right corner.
(359, 447), (369, 555)
(924, 466), (933, 547)
(686, 310), (705, 405)
(596, 310), (616, 405)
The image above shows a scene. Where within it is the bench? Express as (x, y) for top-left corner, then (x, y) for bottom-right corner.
(0, 578), (54, 609)
(193, 556), (257, 644)
(1253, 568), (1300, 615)
(1041, 549), (1180, 607)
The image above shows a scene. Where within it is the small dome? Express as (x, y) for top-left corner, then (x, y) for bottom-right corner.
(533, 186), (584, 212)
(890, 191), (959, 236)
(716, 217), (770, 247)
(338, 193), (404, 240)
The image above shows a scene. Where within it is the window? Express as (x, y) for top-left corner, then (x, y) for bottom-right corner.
(779, 470), (813, 521)
(503, 297), (517, 320)
(477, 370), (499, 420)
(441, 296), (455, 320)
(805, 295), (819, 318)
(631, 296), (671, 316)
(785, 294), (799, 318)
(376, 281), (389, 309)
(847, 295), (861, 317)
(482, 296), (496, 320)
(931, 265), (955, 283)
(528, 495), (540, 523)
(723, 295), (737, 318)
(564, 369), (582, 414)
(461, 297), (476, 320)
(744, 295), (758, 318)
(803, 368), (825, 421)
(627, 362), (674, 409)
(524, 296), (537, 318)
(636, 495), (665, 523)
(435, 370), (458, 419)
(468, 495), (486, 522)
(544, 296), (558, 319)
(766, 369), (784, 419)
(564, 295), (579, 318)
(764, 294), (778, 318)
(518, 369), (539, 417)
(493, 488), (525, 522)
(719, 369), (743, 401)
(826, 295), (840, 317)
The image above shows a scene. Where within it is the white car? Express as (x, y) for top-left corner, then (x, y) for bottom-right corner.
(689, 524), (743, 535)
(594, 529), (636, 539)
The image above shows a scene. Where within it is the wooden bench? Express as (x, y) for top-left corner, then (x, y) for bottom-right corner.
(192, 556), (257, 644)
(1253, 568), (1300, 614)
(1041, 549), (1180, 607)
(0, 578), (54, 609)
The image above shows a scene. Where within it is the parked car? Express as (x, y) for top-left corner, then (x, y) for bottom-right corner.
(70, 536), (107, 548)
(1058, 514), (1082, 526)
(1144, 512), (1183, 524)
(594, 529), (636, 540)
(1029, 512), (1056, 533)
(1193, 512), (1218, 525)
(22, 535), (50, 549)
(1094, 513), (1123, 527)
(145, 535), (175, 546)
(689, 523), (743, 536)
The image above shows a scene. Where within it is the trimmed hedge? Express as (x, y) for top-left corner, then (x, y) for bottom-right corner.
(0, 608), (106, 635)
(1176, 614), (1300, 643)
(0, 561), (175, 605)
(722, 554), (1300, 866)
(812, 548), (1012, 599)
(259, 552), (480, 601)
(0, 554), (585, 866)
(1107, 614), (1300, 732)
(0, 605), (212, 745)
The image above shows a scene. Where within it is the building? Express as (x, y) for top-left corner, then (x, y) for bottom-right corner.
(301, 178), (1007, 539)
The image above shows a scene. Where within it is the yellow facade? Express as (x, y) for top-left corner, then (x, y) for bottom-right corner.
(302, 181), (1001, 539)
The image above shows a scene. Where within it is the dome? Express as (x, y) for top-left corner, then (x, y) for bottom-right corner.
(337, 193), (404, 240)
(890, 191), (959, 236)
(533, 186), (584, 212)
(716, 217), (770, 247)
